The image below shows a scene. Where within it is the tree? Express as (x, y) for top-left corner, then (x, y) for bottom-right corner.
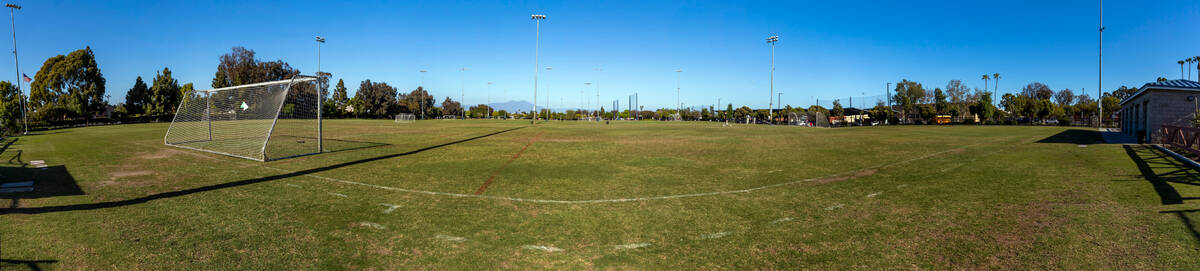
(124, 76), (149, 116)
(892, 79), (924, 123)
(211, 46), (299, 88)
(147, 67), (181, 116)
(972, 91), (995, 123)
(0, 81), (22, 134)
(399, 87), (436, 119)
(1053, 89), (1075, 106)
(981, 74), (990, 93)
(356, 79), (397, 118)
(726, 104), (734, 120)
(934, 88), (948, 115)
(29, 47), (106, 120)
(831, 99), (844, 117)
(332, 79), (349, 109)
(441, 97), (462, 118)
(1022, 82), (1053, 100)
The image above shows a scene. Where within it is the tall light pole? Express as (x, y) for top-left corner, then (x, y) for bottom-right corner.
(530, 14), (546, 124)
(594, 67), (602, 121)
(1098, 0), (1104, 129)
(315, 36), (325, 152)
(6, 3), (24, 135)
(487, 82), (493, 119)
(583, 82), (591, 119)
(545, 66), (552, 119)
(767, 35), (779, 123)
(886, 82), (891, 125)
(674, 69), (682, 117)
(459, 67), (467, 119)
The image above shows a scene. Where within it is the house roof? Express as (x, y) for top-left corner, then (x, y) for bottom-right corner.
(1120, 79), (1200, 106)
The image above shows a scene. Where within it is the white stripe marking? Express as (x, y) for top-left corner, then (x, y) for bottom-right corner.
(522, 245), (563, 252)
(379, 203), (400, 214)
(357, 221), (385, 230)
(328, 192), (348, 198)
(770, 217), (794, 224)
(702, 232), (732, 239)
(434, 234), (467, 242)
(825, 203), (845, 211)
(615, 243), (651, 250)
(866, 192), (882, 198)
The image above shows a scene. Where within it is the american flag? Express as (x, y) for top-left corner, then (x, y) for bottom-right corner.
(22, 73), (31, 83)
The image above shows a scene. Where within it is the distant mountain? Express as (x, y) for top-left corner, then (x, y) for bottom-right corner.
(488, 100), (535, 113)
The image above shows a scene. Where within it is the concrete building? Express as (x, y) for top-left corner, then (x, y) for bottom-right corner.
(1119, 79), (1200, 143)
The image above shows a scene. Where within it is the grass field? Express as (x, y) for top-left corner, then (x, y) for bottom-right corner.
(3, 120), (1200, 269)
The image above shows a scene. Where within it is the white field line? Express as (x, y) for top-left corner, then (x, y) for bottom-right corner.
(614, 243), (652, 250)
(769, 217), (794, 224)
(285, 184), (301, 188)
(824, 203), (845, 211)
(357, 221), (386, 230)
(866, 192), (882, 198)
(328, 192), (348, 198)
(702, 232), (732, 239)
(379, 203), (401, 214)
(434, 234), (467, 242)
(254, 141), (986, 204)
(522, 245), (563, 252)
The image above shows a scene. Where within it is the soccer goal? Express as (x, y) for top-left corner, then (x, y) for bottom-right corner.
(395, 113), (415, 123)
(164, 76), (322, 161)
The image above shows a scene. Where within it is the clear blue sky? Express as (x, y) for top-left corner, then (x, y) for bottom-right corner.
(2, 0), (1198, 110)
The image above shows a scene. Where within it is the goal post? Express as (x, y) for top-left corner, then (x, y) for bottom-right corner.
(395, 113), (415, 123)
(164, 76), (321, 161)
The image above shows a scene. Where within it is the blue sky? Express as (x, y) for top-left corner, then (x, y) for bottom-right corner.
(2, 0), (1199, 110)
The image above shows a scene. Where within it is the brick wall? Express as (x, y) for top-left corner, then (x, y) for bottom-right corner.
(1122, 89), (1200, 143)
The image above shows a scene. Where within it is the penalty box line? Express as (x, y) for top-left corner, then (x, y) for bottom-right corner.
(257, 139), (1001, 204)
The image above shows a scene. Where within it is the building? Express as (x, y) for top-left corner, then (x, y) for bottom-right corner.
(1119, 79), (1200, 143)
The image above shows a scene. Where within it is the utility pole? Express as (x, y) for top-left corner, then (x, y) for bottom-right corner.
(767, 35), (779, 123)
(531, 14), (547, 124)
(6, 3), (24, 134)
(594, 67), (602, 121)
(545, 66), (552, 120)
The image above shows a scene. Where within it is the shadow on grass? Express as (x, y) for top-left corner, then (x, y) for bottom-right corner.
(0, 137), (85, 208)
(1036, 129), (1104, 144)
(0, 126), (524, 215)
(0, 259), (58, 271)
(1125, 145), (1200, 246)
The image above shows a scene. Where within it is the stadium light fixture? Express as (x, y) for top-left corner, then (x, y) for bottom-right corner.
(766, 35), (779, 123)
(530, 14), (547, 124)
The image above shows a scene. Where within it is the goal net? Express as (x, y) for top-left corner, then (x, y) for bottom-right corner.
(164, 77), (321, 161)
(395, 113), (415, 123)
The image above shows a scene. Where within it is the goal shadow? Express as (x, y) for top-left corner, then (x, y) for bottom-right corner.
(0, 126), (524, 215)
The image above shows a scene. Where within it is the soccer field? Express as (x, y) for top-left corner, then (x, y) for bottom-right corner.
(2, 120), (1200, 269)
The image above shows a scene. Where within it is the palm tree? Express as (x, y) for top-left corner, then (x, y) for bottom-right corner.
(1189, 57), (1196, 80)
(992, 73), (1001, 110)
(981, 74), (990, 93)
(1194, 56), (1200, 80)
(1180, 60), (1187, 79)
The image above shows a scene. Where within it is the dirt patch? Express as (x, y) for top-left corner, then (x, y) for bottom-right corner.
(813, 168), (878, 184)
(109, 170), (153, 179)
(136, 148), (220, 161)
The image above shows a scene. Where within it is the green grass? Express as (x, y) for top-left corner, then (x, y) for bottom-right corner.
(3, 120), (1200, 269)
